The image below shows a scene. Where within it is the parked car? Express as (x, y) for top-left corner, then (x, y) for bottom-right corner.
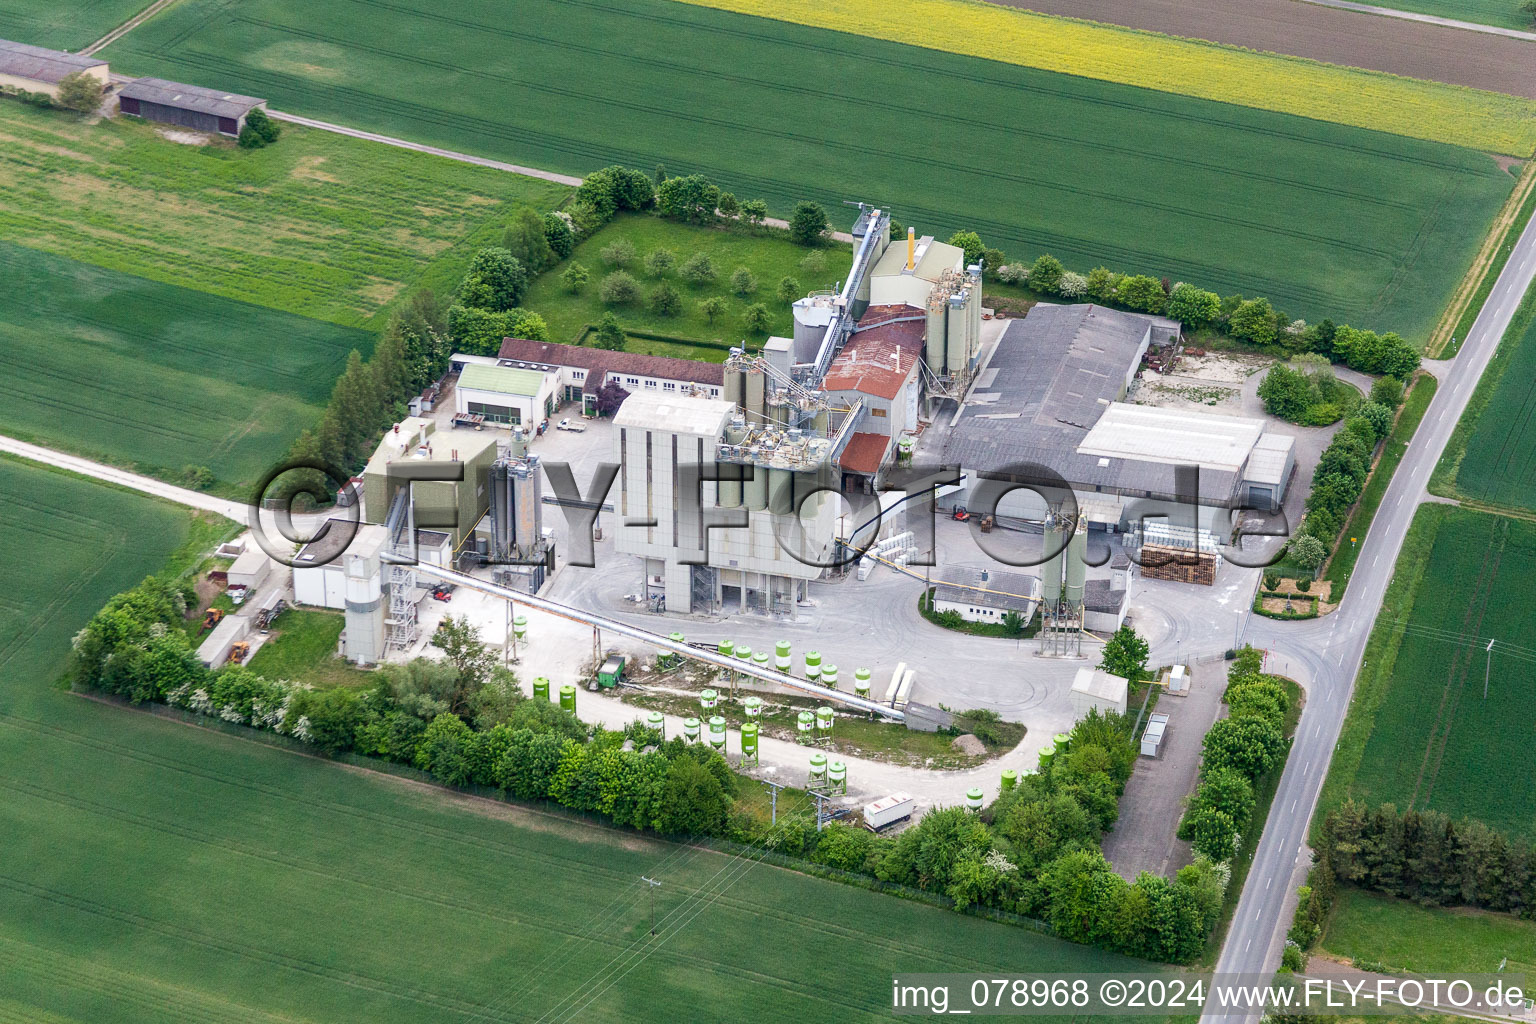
(556, 418), (586, 433)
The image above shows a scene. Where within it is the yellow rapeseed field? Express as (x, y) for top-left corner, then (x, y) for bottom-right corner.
(670, 0), (1536, 156)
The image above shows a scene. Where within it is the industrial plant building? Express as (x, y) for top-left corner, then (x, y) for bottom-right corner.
(0, 39), (107, 100)
(607, 206), (988, 616)
(482, 338), (727, 414)
(451, 361), (560, 427)
(117, 77), (267, 137)
(935, 303), (1295, 559)
(928, 567), (1038, 624)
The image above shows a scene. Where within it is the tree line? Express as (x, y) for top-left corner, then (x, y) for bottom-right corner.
(73, 569), (1235, 962)
(1177, 648), (1293, 862)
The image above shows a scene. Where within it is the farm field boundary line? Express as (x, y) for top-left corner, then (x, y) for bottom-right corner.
(1429, 159), (1536, 357)
(664, 0), (1536, 155)
(124, 47), (1416, 317)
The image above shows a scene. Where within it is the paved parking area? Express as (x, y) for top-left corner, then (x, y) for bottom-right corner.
(1101, 659), (1228, 880)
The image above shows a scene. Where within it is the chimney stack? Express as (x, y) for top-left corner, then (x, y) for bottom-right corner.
(906, 226), (916, 271)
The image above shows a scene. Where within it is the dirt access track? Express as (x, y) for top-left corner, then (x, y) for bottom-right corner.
(986, 0), (1536, 101)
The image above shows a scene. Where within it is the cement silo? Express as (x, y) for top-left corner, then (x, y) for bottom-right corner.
(1065, 522), (1087, 608)
(945, 291), (971, 378)
(767, 467), (794, 515)
(1041, 515), (1066, 609)
(743, 464), (768, 511)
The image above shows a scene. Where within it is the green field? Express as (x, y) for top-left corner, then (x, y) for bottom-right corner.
(0, 459), (1167, 1023)
(1319, 504), (1536, 839)
(103, 0), (1515, 340)
(526, 213), (852, 351)
(1434, 281), (1536, 512)
(0, 101), (569, 328)
(0, 0), (144, 49)
(1323, 889), (1536, 974)
(0, 241), (371, 493)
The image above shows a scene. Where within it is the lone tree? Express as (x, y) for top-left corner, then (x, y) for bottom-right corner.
(429, 615), (496, 713)
(1288, 534), (1328, 575)
(787, 201), (829, 246)
(592, 311), (626, 351)
(55, 71), (104, 113)
(698, 296), (729, 324)
(1100, 625), (1150, 684)
(458, 247), (528, 311)
(594, 378), (630, 416)
(740, 303), (772, 334)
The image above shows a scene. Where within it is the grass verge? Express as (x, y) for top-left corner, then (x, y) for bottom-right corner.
(1321, 888), (1536, 975)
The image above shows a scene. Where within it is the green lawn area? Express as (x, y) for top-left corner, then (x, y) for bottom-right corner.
(0, 458), (1174, 1023)
(0, 0), (145, 49)
(0, 241), (373, 494)
(1316, 504), (1536, 840)
(245, 609), (376, 689)
(0, 101), (569, 328)
(1433, 279), (1536, 513)
(1322, 889), (1536, 974)
(1324, 372), (1438, 599)
(103, 0), (1515, 341)
(525, 213), (852, 352)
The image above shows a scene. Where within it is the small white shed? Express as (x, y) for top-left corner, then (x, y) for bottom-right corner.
(1070, 667), (1129, 718)
(227, 546), (273, 592)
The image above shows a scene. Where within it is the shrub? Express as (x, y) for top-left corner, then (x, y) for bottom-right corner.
(560, 262), (589, 294)
(741, 303), (771, 333)
(741, 198), (768, 226)
(598, 271), (640, 306)
(788, 201), (830, 245)
(1085, 266), (1116, 302)
(716, 191), (739, 219)
(1295, 576), (1311, 593)
(56, 70), (104, 113)
(1360, 401), (1394, 440)
(679, 252), (717, 285)
(657, 174), (721, 223)
(994, 263), (1026, 285)
(1057, 271), (1087, 299)
(648, 281), (682, 317)
(181, 464), (214, 490)
(592, 312), (626, 351)
(1288, 534), (1328, 573)
(543, 213), (574, 259)
(799, 250), (827, 275)
(1370, 375), (1405, 408)
(1166, 283), (1221, 327)
(1229, 297), (1279, 346)
(600, 239), (636, 268)
(644, 247), (675, 277)
(947, 230), (984, 265)
(729, 266), (757, 296)
(236, 108), (281, 149)
(1118, 274), (1167, 314)
(1028, 254), (1064, 294)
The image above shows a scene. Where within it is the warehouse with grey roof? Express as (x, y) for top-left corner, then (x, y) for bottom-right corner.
(933, 303), (1294, 543)
(117, 77), (267, 136)
(0, 38), (107, 100)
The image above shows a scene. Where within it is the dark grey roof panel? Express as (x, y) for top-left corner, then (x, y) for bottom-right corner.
(119, 77), (266, 118)
(0, 38), (105, 84)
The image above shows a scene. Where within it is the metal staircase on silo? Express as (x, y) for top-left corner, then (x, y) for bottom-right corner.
(382, 485), (419, 651)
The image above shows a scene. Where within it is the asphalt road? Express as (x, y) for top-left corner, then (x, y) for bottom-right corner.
(1203, 198), (1536, 1020)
